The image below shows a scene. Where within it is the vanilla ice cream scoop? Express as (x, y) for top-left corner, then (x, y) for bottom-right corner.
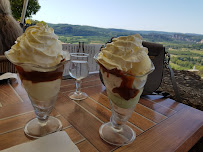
(97, 34), (151, 76)
(5, 23), (69, 67)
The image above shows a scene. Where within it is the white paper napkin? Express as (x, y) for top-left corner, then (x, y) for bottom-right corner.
(0, 73), (17, 81)
(1, 131), (80, 152)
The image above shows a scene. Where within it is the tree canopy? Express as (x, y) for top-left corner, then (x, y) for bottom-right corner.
(10, 0), (40, 20)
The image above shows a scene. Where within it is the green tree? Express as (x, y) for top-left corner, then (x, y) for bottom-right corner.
(10, 0), (40, 20)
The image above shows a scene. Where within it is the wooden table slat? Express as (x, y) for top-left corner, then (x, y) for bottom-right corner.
(61, 73), (100, 86)
(0, 82), (22, 106)
(139, 98), (177, 117)
(76, 140), (99, 152)
(0, 111), (35, 134)
(144, 95), (187, 112)
(0, 101), (33, 119)
(64, 126), (85, 143)
(153, 98), (187, 111)
(135, 103), (167, 123)
(0, 129), (30, 150)
(60, 79), (102, 93)
(128, 112), (156, 131)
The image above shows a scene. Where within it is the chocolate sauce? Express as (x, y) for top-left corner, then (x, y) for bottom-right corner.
(15, 65), (64, 83)
(99, 63), (139, 100)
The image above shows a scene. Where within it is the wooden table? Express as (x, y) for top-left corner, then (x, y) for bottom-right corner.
(0, 73), (202, 152)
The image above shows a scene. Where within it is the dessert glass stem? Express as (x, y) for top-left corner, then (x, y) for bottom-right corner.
(110, 103), (134, 130)
(38, 118), (48, 126)
(34, 105), (52, 126)
(76, 80), (82, 94)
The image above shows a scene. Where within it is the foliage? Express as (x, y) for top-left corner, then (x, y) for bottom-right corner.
(171, 57), (202, 68)
(28, 19), (40, 25)
(10, 0), (40, 20)
(195, 65), (203, 76)
(168, 50), (203, 57)
(25, 19), (32, 24)
(169, 62), (187, 70)
(58, 36), (109, 44)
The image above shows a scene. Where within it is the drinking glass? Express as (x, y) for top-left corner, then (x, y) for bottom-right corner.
(69, 53), (89, 100)
(94, 54), (155, 146)
(5, 53), (69, 138)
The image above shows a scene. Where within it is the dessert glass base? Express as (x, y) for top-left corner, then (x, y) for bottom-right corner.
(24, 116), (62, 138)
(99, 98), (137, 146)
(99, 121), (135, 146)
(68, 91), (88, 100)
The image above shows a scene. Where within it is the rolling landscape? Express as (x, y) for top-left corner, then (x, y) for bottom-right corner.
(48, 23), (203, 77)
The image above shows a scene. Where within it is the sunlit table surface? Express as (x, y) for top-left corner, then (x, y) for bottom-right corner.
(0, 73), (202, 152)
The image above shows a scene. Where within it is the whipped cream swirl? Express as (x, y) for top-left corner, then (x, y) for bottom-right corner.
(5, 23), (69, 67)
(97, 34), (151, 76)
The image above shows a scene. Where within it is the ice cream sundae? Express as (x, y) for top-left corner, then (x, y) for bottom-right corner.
(5, 23), (70, 138)
(95, 34), (155, 146)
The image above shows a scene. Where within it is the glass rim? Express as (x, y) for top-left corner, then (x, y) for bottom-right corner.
(94, 53), (155, 78)
(70, 53), (89, 58)
(4, 51), (69, 70)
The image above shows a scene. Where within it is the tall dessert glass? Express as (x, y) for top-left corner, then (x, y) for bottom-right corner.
(5, 55), (68, 138)
(94, 54), (154, 146)
(69, 53), (89, 100)
(4, 23), (70, 138)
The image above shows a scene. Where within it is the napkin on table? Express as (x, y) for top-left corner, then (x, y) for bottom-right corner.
(1, 131), (80, 152)
(0, 73), (17, 81)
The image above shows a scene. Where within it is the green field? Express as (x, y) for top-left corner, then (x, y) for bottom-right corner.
(170, 62), (186, 70)
(165, 44), (203, 77)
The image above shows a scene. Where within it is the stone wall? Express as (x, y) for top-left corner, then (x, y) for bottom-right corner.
(159, 68), (203, 111)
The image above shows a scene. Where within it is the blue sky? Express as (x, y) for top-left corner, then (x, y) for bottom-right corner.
(32, 0), (203, 34)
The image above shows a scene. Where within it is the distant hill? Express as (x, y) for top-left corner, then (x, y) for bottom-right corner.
(48, 23), (203, 44)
